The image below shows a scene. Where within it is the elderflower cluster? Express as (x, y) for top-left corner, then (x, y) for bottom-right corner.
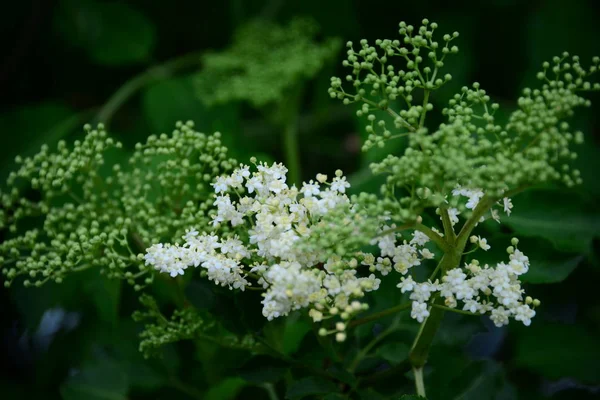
(363, 228), (435, 276)
(329, 19), (458, 150)
(144, 162), (382, 324)
(330, 19), (598, 233)
(398, 238), (538, 327)
(196, 18), (341, 107)
(0, 121), (236, 288)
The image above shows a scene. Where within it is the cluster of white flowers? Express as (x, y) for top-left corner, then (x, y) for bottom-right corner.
(397, 240), (538, 326)
(145, 163), (538, 333)
(363, 227), (435, 276)
(145, 161), (381, 324)
(145, 231), (250, 289)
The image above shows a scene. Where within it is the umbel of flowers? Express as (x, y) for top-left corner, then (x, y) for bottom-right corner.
(1, 17), (599, 398)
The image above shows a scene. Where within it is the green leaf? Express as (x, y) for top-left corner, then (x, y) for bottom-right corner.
(286, 376), (339, 399)
(0, 102), (76, 182)
(514, 322), (600, 384)
(504, 190), (600, 254)
(521, 249), (584, 284)
(358, 388), (388, 400)
(142, 74), (247, 159)
(323, 394), (348, 400)
(446, 360), (516, 400)
(237, 356), (288, 384)
(204, 377), (247, 400)
(54, 0), (155, 66)
(376, 342), (409, 365)
(185, 280), (216, 310)
(60, 356), (129, 400)
(326, 365), (356, 387)
(282, 312), (312, 355)
(142, 75), (208, 134)
(82, 270), (121, 324)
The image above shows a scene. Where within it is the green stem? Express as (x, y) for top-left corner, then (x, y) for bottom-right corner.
(349, 320), (398, 372)
(95, 52), (204, 125)
(415, 222), (451, 253)
(263, 383), (279, 400)
(408, 250), (461, 368)
(413, 366), (426, 397)
(349, 302), (411, 328)
(431, 304), (480, 316)
(439, 207), (456, 242)
(407, 194), (499, 392)
(455, 196), (494, 251)
(418, 90), (430, 129)
(168, 377), (204, 400)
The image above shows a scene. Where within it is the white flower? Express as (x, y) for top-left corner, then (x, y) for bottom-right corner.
(397, 275), (415, 293)
(301, 181), (321, 197)
(331, 176), (350, 193)
(410, 231), (430, 246)
(490, 307), (510, 327)
(212, 176), (229, 193)
(410, 281), (436, 303)
(514, 304), (536, 326)
(452, 185), (484, 209)
(420, 248), (434, 259)
(477, 236), (491, 251)
(411, 301), (430, 323)
(448, 208), (460, 225)
(503, 198), (513, 215)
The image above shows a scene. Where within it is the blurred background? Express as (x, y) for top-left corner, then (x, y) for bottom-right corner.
(1, 0), (600, 399)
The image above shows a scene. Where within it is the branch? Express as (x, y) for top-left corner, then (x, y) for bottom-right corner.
(415, 222), (451, 253)
(95, 52), (204, 125)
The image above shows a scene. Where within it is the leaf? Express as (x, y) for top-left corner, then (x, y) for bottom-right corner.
(185, 280), (216, 310)
(504, 190), (600, 254)
(286, 376), (339, 399)
(514, 322), (600, 384)
(521, 251), (584, 284)
(358, 388), (388, 400)
(142, 75), (208, 134)
(376, 342), (409, 364)
(204, 377), (247, 400)
(54, 0), (155, 66)
(0, 102), (76, 182)
(82, 270), (121, 324)
(142, 74), (248, 159)
(327, 365), (356, 387)
(446, 360), (516, 400)
(237, 356), (288, 384)
(282, 312), (312, 356)
(60, 356), (129, 400)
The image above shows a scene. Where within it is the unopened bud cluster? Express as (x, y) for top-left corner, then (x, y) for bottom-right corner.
(196, 18), (341, 107)
(1, 121), (235, 288)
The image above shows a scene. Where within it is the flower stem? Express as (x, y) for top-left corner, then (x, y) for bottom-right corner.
(349, 319), (398, 372)
(263, 383), (279, 400)
(408, 249), (461, 368)
(95, 52), (203, 125)
(413, 366), (426, 397)
(418, 90), (430, 129)
(349, 302), (411, 328)
(431, 304), (480, 316)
